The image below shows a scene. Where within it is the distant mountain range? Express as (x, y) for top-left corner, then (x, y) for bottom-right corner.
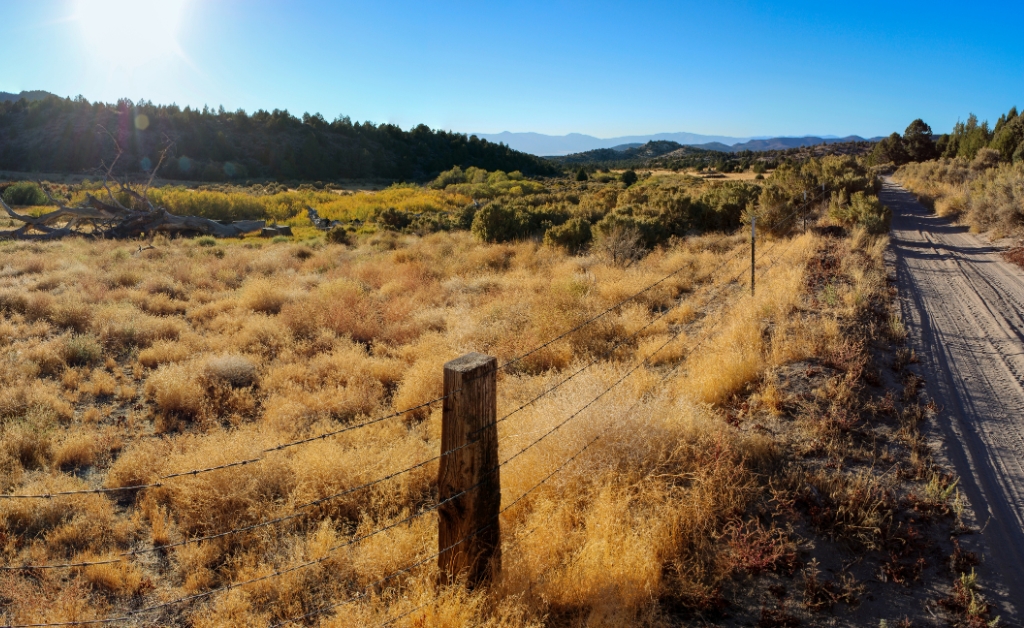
(472, 131), (873, 156)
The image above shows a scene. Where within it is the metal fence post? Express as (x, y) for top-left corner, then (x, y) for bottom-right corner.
(438, 352), (500, 586)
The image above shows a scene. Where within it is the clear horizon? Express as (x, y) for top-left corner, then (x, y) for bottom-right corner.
(2, 0), (1022, 139)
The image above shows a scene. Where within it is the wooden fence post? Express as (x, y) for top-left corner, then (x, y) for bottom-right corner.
(751, 215), (756, 297)
(438, 352), (501, 587)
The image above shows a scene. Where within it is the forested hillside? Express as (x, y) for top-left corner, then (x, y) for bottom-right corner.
(549, 138), (874, 174)
(0, 95), (559, 181)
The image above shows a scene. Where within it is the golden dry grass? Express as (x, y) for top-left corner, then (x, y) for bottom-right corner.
(0, 224), (897, 626)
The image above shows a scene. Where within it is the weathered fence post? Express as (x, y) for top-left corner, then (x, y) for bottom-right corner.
(438, 352), (501, 586)
(751, 215), (756, 297)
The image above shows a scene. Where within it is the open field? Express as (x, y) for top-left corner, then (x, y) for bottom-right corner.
(0, 223), (988, 626)
(0, 159), (993, 626)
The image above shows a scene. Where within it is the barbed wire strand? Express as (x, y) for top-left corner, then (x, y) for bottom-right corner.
(0, 197), (819, 626)
(1, 235), (767, 570)
(1, 186), (828, 501)
(271, 235), (810, 627)
(2, 206), (801, 571)
(0, 226), (760, 501)
(372, 234), (808, 628)
(0, 243), (765, 626)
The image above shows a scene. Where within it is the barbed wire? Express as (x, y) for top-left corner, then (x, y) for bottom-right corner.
(368, 234), (807, 628)
(1, 187), (827, 501)
(264, 236), (808, 627)
(0, 191), (820, 625)
(0, 391), (448, 500)
(0, 221), (758, 502)
(271, 290), (741, 627)
(0, 244), (761, 625)
(475, 241), (752, 436)
(1, 235), (760, 570)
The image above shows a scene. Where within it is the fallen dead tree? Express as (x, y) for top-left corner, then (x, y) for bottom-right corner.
(0, 141), (264, 241)
(306, 205), (341, 231)
(0, 195), (265, 241)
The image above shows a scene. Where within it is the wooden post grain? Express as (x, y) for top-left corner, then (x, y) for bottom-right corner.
(751, 215), (756, 297)
(438, 352), (500, 586)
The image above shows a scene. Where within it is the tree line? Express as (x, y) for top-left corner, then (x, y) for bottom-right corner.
(0, 95), (559, 182)
(870, 106), (1024, 167)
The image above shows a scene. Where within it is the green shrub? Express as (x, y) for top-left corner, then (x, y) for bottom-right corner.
(64, 334), (103, 366)
(544, 217), (592, 253)
(2, 182), (48, 207)
(376, 207), (412, 230)
(621, 170), (638, 187)
(454, 204), (479, 230)
(470, 199), (570, 243)
(326, 226), (353, 245)
(593, 209), (664, 249)
(829, 191), (891, 234)
(471, 202), (528, 243)
(752, 183), (796, 236)
(196, 236), (217, 247)
(695, 182), (759, 231)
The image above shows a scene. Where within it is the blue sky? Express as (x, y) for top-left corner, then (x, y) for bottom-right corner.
(1, 0), (1022, 138)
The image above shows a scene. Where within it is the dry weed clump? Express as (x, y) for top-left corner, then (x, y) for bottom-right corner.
(0, 218), (947, 625)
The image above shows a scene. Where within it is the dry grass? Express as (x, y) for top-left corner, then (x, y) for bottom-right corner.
(0, 218), (937, 626)
(896, 158), (1024, 238)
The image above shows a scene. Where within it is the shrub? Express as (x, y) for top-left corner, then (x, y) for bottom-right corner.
(2, 182), (48, 206)
(971, 148), (1001, 171)
(621, 170), (638, 187)
(966, 162), (1024, 234)
(576, 168), (589, 182)
(376, 207), (412, 230)
(471, 202), (528, 243)
(753, 183), (796, 236)
(53, 434), (99, 470)
(204, 355), (258, 388)
(544, 217), (592, 253)
(593, 224), (645, 265)
(64, 334), (103, 366)
(146, 363), (205, 419)
(696, 182), (759, 231)
(829, 191), (891, 235)
(241, 278), (290, 314)
(326, 226), (353, 245)
(196, 236), (217, 247)
(593, 210), (664, 249)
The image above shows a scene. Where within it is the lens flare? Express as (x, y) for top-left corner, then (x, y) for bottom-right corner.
(76, 0), (187, 69)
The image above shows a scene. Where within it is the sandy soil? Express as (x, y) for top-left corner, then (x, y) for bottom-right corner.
(886, 178), (1024, 623)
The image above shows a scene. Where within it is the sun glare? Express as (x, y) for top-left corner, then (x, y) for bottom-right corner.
(76, 0), (187, 69)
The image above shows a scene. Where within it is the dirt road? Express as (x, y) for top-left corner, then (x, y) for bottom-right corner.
(886, 178), (1024, 622)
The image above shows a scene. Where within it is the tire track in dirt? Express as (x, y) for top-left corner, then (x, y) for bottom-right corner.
(885, 178), (1024, 623)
